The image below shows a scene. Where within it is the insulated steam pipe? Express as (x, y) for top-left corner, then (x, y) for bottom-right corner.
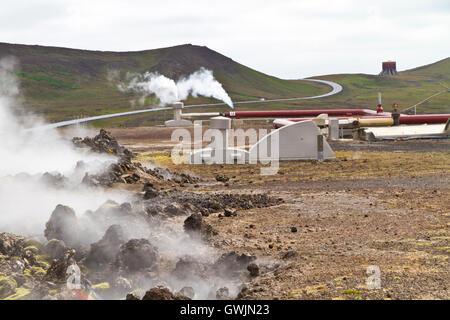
(223, 109), (390, 118)
(272, 114), (450, 128)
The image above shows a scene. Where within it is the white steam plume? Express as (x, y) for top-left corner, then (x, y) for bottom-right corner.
(0, 57), (128, 235)
(177, 68), (234, 108)
(0, 58), (241, 299)
(118, 68), (234, 108)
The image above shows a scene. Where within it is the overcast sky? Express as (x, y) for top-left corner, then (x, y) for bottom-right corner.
(0, 0), (449, 79)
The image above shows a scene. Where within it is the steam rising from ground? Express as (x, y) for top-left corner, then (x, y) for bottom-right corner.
(0, 57), (127, 235)
(0, 57), (239, 299)
(117, 68), (234, 108)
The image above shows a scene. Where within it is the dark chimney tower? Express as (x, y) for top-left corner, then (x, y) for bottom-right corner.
(379, 61), (398, 76)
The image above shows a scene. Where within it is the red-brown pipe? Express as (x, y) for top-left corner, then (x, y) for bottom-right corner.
(397, 114), (450, 124)
(224, 109), (387, 118)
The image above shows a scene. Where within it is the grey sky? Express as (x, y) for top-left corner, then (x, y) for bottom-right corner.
(0, 0), (449, 78)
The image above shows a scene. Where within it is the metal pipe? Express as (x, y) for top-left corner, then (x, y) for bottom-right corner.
(224, 109), (390, 119)
(273, 114), (450, 128)
(181, 112), (221, 119)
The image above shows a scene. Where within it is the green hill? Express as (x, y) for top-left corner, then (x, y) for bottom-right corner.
(0, 43), (328, 122)
(401, 57), (450, 81)
(0, 42), (448, 127)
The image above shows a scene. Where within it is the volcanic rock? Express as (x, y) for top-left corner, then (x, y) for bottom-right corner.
(224, 208), (237, 217)
(73, 129), (132, 161)
(0, 232), (25, 256)
(172, 257), (204, 280)
(214, 251), (257, 277)
(142, 286), (190, 300)
(282, 250), (297, 259)
(143, 189), (158, 199)
(142, 286), (174, 300)
(115, 239), (158, 272)
(247, 263), (260, 277)
(237, 286), (250, 299)
(126, 292), (140, 300)
(143, 182), (154, 192)
(43, 239), (68, 260)
(215, 174), (229, 182)
(44, 249), (77, 283)
(85, 225), (126, 269)
(183, 213), (202, 235)
(74, 130), (199, 187)
(216, 287), (229, 300)
(44, 205), (80, 248)
(164, 203), (184, 216)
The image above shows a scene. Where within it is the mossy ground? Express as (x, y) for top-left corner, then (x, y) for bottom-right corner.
(4, 287), (31, 300)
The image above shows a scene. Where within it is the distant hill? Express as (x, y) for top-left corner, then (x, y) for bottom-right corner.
(401, 57), (450, 81)
(0, 42), (448, 127)
(0, 43), (327, 122)
(310, 57), (450, 116)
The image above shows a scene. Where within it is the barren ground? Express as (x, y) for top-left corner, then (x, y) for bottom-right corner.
(107, 126), (449, 300)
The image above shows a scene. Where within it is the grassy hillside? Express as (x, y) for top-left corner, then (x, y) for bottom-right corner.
(401, 57), (450, 81)
(0, 43), (327, 122)
(241, 58), (450, 119)
(0, 42), (448, 127)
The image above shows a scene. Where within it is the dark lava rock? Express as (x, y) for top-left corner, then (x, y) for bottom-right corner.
(143, 189), (158, 199)
(164, 203), (184, 216)
(143, 182), (154, 192)
(126, 292), (140, 300)
(237, 286), (250, 299)
(172, 257), (204, 280)
(43, 239), (68, 260)
(0, 232), (25, 256)
(216, 287), (229, 300)
(143, 183), (158, 199)
(73, 129), (132, 160)
(44, 205), (80, 247)
(74, 130), (199, 187)
(85, 225), (126, 269)
(142, 286), (190, 300)
(215, 174), (229, 182)
(214, 251), (257, 276)
(208, 200), (222, 211)
(183, 213), (202, 234)
(290, 226), (298, 233)
(282, 250), (297, 259)
(44, 250), (77, 283)
(247, 263), (260, 277)
(224, 208), (237, 217)
(183, 213), (216, 240)
(115, 239), (158, 272)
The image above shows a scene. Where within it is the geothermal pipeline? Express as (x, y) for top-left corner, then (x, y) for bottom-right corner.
(222, 108), (390, 118)
(271, 114), (450, 128)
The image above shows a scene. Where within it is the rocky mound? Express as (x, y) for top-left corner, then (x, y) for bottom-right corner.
(73, 129), (199, 188)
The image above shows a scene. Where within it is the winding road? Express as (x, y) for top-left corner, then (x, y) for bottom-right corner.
(38, 79), (343, 129)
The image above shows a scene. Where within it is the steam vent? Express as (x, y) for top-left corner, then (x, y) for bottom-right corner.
(379, 61), (398, 76)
